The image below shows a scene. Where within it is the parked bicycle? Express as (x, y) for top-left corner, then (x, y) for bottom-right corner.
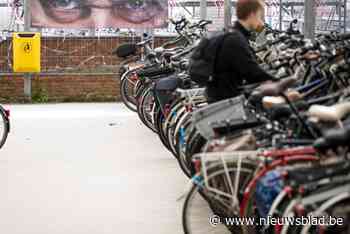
(116, 18), (350, 233)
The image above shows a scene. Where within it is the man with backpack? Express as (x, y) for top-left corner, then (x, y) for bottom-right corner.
(190, 0), (275, 103)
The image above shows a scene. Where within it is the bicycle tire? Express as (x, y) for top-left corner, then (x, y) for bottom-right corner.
(154, 106), (175, 155)
(164, 98), (185, 152)
(120, 74), (138, 112)
(183, 163), (257, 234)
(174, 115), (193, 177)
(183, 180), (241, 233)
(0, 109), (9, 149)
(167, 106), (188, 156)
(137, 86), (157, 133)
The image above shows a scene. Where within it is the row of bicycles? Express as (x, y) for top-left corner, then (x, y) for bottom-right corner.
(115, 18), (350, 233)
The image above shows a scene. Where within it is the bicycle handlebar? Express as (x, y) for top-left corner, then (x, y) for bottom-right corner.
(169, 17), (186, 26)
(189, 20), (212, 29)
(137, 38), (153, 47)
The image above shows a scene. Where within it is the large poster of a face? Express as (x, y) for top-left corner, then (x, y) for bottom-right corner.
(30, 0), (168, 28)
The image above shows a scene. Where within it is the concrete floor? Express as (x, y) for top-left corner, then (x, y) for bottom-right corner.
(0, 103), (187, 234)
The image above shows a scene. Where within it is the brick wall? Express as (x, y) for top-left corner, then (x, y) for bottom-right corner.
(0, 76), (25, 102)
(0, 74), (119, 103)
(0, 36), (173, 103)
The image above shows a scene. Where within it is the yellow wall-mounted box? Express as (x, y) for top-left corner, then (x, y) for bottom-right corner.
(13, 32), (41, 73)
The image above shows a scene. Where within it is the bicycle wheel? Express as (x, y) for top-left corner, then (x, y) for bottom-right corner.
(186, 132), (207, 168)
(137, 86), (157, 133)
(175, 117), (193, 178)
(0, 109), (9, 149)
(183, 163), (256, 234)
(120, 72), (139, 112)
(182, 185), (231, 234)
(167, 107), (187, 157)
(164, 99), (185, 151)
(154, 106), (174, 154)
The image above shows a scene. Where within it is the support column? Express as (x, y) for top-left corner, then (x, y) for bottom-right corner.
(23, 0), (32, 100)
(304, 0), (316, 40)
(344, 0), (348, 33)
(279, 0), (283, 31)
(224, 0), (232, 30)
(200, 0), (207, 20)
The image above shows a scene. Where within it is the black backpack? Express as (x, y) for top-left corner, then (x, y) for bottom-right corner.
(188, 31), (230, 86)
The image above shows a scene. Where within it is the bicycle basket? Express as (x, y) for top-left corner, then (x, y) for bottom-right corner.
(192, 95), (255, 140)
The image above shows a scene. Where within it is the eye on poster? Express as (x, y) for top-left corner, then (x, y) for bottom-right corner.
(30, 0), (168, 28)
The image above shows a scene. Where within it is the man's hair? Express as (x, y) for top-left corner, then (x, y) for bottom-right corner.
(236, 0), (264, 20)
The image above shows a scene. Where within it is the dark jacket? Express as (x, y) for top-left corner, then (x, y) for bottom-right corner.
(206, 21), (274, 103)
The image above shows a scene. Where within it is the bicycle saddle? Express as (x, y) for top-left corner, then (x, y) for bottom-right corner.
(313, 125), (350, 150)
(252, 77), (298, 98)
(308, 102), (350, 122)
(262, 90), (302, 109)
(113, 43), (137, 58)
